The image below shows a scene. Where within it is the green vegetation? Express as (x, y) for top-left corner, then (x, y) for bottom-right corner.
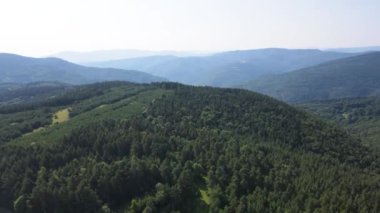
(200, 189), (210, 205)
(244, 52), (380, 103)
(300, 96), (380, 151)
(0, 82), (379, 212)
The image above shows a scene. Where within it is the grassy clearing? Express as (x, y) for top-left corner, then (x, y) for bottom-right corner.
(191, 176), (210, 212)
(52, 108), (70, 124)
(199, 176), (211, 205)
(200, 189), (210, 205)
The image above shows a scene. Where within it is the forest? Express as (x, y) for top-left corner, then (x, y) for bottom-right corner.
(0, 82), (379, 212)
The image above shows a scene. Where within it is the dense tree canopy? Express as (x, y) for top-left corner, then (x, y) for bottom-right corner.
(0, 82), (379, 212)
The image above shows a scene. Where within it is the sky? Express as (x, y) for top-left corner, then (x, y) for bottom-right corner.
(0, 0), (379, 56)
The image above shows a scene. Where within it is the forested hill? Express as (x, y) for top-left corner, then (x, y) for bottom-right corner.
(244, 52), (380, 103)
(0, 53), (165, 84)
(0, 82), (379, 212)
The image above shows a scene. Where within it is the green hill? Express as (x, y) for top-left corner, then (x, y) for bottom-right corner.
(244, 52), (380, 103)
(0, 82), (379, 212)
(0, 53), (165, 85)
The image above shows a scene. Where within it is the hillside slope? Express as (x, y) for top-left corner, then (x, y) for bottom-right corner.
(300, 96), (380, 151)
(245, 52), (380, 103)
(0, 53), (165, 84)
(88, 48), (354, 87)
(0, 82), (378, 212)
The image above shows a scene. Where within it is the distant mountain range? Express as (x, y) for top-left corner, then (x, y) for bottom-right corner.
(3, 48), (379, 103)
(244, 52), (380, 103)
(87, 48), (355, 87)
(51, 49), (211, 63)
(325, 46), (380, 53)
(0, 53), (165, 85)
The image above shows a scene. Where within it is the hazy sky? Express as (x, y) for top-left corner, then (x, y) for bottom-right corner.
(0, 0), (379, 56)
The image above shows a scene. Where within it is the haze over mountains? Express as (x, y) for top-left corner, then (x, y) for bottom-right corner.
(87, 48), (355, 87)
(3, 47), (380, 104)
(325, 46), (380, 53)
(51, 49), (211, 63)
(244, 52), (380, 103)
(0, 53), (165, 85)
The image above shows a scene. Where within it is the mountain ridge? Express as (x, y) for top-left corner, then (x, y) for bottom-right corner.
(244, 52), (380, 103)
(51, 49), (211, 63)
(0, 53), (166, 85)
(86, 48), (355, 87)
